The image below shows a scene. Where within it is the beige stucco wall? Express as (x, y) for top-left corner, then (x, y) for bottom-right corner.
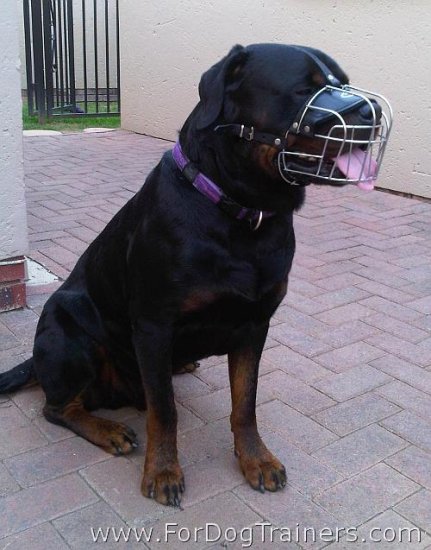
(1, 0), (28, 259)
(120, 0), (431, 199)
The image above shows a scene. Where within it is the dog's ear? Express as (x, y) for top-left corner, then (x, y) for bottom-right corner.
(195, 45), (248, 130)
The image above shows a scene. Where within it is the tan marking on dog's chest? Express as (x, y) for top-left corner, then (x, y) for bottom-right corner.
(180, 289), (219, 313)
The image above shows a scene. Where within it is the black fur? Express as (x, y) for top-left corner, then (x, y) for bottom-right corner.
(0, 43), (351, 505)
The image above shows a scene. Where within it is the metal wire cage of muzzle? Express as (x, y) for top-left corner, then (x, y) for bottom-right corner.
(278, 85), (393, 187)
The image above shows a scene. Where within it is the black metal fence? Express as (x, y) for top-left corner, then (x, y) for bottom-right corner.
(23, 0), (120, 122)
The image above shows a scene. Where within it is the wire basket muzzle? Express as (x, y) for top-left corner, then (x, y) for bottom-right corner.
(278, 85), (393, 186)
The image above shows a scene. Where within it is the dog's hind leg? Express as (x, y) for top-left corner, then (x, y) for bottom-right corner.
(43, 396), (138, 455)
(34, 297), (138, 455)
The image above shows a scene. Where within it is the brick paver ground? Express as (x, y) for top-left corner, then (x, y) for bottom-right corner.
(1, 130), (431, 548)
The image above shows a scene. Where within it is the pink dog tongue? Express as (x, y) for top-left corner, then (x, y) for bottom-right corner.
(333, 149), (377, 191)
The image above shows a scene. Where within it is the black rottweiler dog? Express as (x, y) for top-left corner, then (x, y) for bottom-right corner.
(0, 44), (380, 506)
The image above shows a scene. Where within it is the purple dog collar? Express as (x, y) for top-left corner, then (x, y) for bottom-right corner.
(172, 142), (275, 230)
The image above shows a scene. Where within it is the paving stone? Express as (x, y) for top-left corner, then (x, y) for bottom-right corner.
(0, 348), (32, 374)
(196, 360), (278, 390)
(367, 332), (431, 367)
(315, 463), (419, 525)
(0, 474), (98, 539)
(371, 355), (431, 395)
(382, 411), (431, 453)
(0, 410), (47, 460)
(312, 424), (407, 476)
(365, 313), (429, 343)
(272, 306), (327, 334)
(257, 370), (336, 414)
(270, 324), (332, 357)
(183, 387), (234, 422)
(313, 273), (369, 293)
(286, 278), (326, 298)
(386, 446), (431, 491)
(53, 501), (141, 549)
(261, 431), (342, 497)
(358, 280), (417, 304)
(407, 296), (431, 314)
(234, 484), (340, 550)
(177, 418), (234, 463)
(4, 436), (109, 487)
(312, 365), (391, 402)
(0, 462), (20, 497)
(359, 295), (424, 323)
(145, 492), (260, 550)
(316, 320), (380, 348)
(0, 329), (20, 352)
(0, 401), (33, 429)
(315, 303), (374, 325)
(0, 522), (70, 550)
(314, 341), (385, 373)
(376, 380), (431, 420)
(10, 386), (45, 420)
(195, 363), (230, 389)
(172, 373), (212, 401)
(312, 393), (401, 436)
(257, 400), (338, 453)
(414, 315), (431, 334)
(283, 291), (330, 315)
(178, 449), (245, 507)
(81, 457), (175, 526)
(40, 245), (80, 266)
(395, 489), (431, 535)
(32, 414), (76, 442)
(262, 346), (331, 381)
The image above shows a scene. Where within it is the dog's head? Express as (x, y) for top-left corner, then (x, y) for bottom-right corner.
(188, 43), (391, 194)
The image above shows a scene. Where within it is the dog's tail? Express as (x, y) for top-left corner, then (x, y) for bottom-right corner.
(0, 358), (36, 393)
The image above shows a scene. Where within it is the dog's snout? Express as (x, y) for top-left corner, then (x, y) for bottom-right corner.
(359, 100), (382, 122)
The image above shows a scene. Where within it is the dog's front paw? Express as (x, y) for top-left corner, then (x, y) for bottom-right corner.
(238, 450), (287, 493)
(141, 464), (185, 506)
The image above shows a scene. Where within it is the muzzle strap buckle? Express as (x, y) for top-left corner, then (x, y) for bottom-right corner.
(214, 124), (285, 149)
(239, 125), (255, 141)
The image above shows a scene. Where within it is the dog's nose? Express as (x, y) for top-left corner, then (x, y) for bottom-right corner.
(359, 100), (382, 122)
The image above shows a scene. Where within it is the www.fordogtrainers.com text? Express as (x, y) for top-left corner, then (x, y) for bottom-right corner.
(91, 521), (424, 546)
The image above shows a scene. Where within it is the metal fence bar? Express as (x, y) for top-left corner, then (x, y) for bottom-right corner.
(93, 0), (99, 112)
(23, 0), (35, 115)
(57, 0), (65, 112)
(42, 0), (54, 116)
(30, 0), (46, 123)
(116, 0), (120, 112)
(82, 0), (88, 112)
(66, 0), (76, 109)
(52, 0), (60, 106)
(62, 0), (70, 105)
(105, 0), (110, 113)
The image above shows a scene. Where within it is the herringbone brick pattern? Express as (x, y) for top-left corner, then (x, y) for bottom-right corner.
(1, 130), (431, 548)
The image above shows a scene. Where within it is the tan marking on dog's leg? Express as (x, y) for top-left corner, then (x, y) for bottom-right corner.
(229, 343), (286, 492)
(43, 396), (138, 455)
